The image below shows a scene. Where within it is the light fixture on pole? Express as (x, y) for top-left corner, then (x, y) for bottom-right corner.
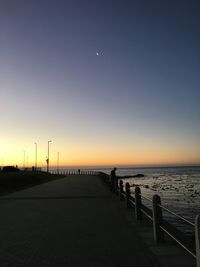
(34, 142), (37, 171)
(26, 155), (29, 168)
(57, 152), (60, 174)
(23, 150), (26, 170)
(47, 140), (52, 172)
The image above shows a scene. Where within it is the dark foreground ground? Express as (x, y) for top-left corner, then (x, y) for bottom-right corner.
(0, 171), (65, 196)
(0, 174), (195, 267)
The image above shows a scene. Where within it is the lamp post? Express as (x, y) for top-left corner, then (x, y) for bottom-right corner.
(47, 140), (52, 173)
(34, 142), (37, 171)
(26, 155), (29, 168)
(23, 150), (26, 169)
(57, 152), (60, 174)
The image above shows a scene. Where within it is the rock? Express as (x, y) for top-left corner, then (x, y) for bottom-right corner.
(134, 174), (144, 178)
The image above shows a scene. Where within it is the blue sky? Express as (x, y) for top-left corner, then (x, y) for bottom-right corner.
(0, 0), (199, 167)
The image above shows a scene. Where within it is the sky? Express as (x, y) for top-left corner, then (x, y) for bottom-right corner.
(0, 0), (200, 168)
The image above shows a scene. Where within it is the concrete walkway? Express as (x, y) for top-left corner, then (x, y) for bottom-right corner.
(0, 174), (195, 267)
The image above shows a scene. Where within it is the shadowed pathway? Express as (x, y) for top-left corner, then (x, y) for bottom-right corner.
(0, 174), (189, 267)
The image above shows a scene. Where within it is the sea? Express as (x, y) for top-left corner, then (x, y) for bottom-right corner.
(49, 165), (200, 236)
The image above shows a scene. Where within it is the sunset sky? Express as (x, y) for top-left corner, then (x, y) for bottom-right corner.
(0, 0), (199, 168)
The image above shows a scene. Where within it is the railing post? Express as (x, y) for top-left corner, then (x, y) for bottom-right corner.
(135, 186), (142, 220)
(125, 182), (130, 208)
(195, 215), (200, 267)
(119, 180), (124, 201)
(152, 194), (164, 243)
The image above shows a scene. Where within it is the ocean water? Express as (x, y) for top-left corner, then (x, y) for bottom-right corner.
(94, 166), (200, 236)
(50, 165), (200, 235)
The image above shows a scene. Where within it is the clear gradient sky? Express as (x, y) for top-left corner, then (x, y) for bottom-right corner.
(0, 0), (199, 167)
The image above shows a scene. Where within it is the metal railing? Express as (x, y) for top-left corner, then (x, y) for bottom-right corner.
(100, 173), (200, 267)
(50, 169), (98, 175)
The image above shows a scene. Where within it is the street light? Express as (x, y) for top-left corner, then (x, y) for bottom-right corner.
(22, 150), (26, 169)
(57, 152), (60, 174)
(26, 155), (29, 168)
(47, 140), (52, 172)
(34, 142), (37, 171)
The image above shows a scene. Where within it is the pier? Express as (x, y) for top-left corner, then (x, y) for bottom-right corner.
(0, 173), (196, 267)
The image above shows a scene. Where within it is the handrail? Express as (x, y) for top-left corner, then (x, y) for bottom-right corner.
(157, 203), (195, 227)
(139, 194), (152, 202)
(140, 208), (153, 221)
(129, 199), (135, 206)
(50, 169), (99, 176)
(137, 189), (194, 228)
(160, 225), (196, 258)
(112, 178), (198, 266)
(139, 193), (195, 227)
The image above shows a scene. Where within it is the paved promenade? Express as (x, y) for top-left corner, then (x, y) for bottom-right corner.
(0, 174), (195, 267)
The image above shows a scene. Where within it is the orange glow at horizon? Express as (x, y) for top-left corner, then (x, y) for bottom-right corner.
(0, 136), (199, 168)
(1, 150), (198, 168)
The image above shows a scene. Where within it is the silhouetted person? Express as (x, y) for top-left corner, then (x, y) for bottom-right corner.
(110, 167), (117, 191)
(78, 169), (80, 175)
